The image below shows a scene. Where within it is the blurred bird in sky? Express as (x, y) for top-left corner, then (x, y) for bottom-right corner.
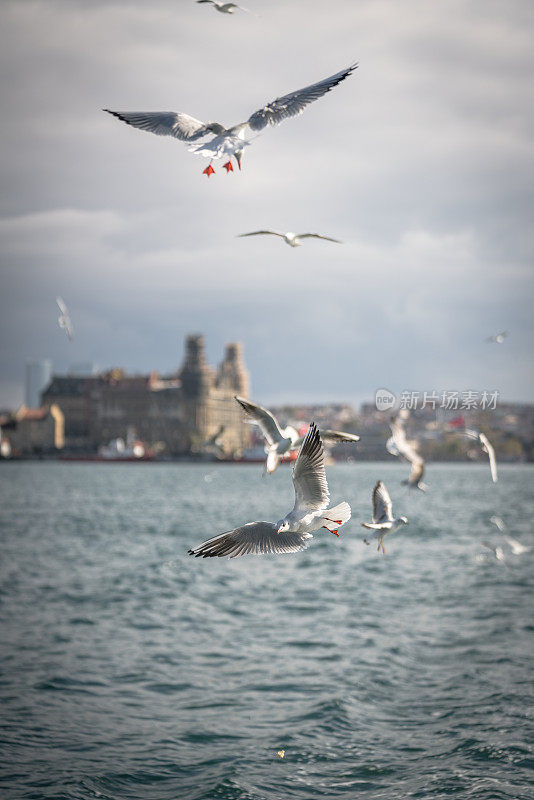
(238, 230), (342, 247)
(235, 395), (359, 474)
(56, 297), (74, 341)
(196, 1), (250, 13)
(481, 541), (506, 563)
(361, 481), (408, 554)
(463, 429), (498, 483)
(386, 411), (427, 491)
(486, 331), (508, 343)
(188, 422), (351, 557)
(104, 63), (357, 176)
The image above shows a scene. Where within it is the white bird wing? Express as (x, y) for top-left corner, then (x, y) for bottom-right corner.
(246, 63), (358, 132)
(56, 296), (68, 315)
(389, 417), (422, 465)
(291, 422), (329, 515)
(188, 521), (311, 558)
(479, 433), (498, 483)
(297, 234), (342, 244)
(234, 396), (286, 446)
(104, 110), (213, 141)
(319, 429), (360, 444)
(372, 481), (394, 523)
(409, 459), (425, 484)
(64, 318), (74, 341)
(490, 515), (506, 532)
(237, 230), (285, 239)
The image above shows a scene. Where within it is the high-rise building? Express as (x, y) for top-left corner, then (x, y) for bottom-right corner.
(25, 360), (52, 409)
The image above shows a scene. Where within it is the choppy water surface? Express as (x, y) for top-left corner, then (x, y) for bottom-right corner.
(0, 461), (532, 799)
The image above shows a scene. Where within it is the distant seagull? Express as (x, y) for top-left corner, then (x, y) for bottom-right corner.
(361, 481), (408, 554)
(235, 395), (359, 474)
(202, 425), (226, 457)
(188, 422), (351, 557)
(486, 331), (508, 344)
(490, 516), (531, 555)
(197, 0), (249, 13)
(481, 541), (506, 563)
(238, 230), (342, 248)
(463, 429), (498, 483)
(386, 412), (427, 491)
(56, 296), (74, 341)
(104, 62), (357, 176)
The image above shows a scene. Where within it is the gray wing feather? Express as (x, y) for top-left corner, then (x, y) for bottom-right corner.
(372, 481), (393, 523)
(104, 110), (211, 141)
(292, 422), (330, 514)
(234, 396), (286, 446)
(320, 429), (360, 444)
(188, 521), (311, 558)
(247, 63), (358, 132)
(297, 234), (342, 243)
(237, 231), (284, 238)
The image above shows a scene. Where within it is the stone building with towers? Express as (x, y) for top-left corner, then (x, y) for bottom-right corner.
(40, 334), (250, 456)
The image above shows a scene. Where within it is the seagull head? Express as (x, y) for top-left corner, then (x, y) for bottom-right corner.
(206, 122), (226, 135)
(277, 520), (290, 534)
(399, 516), (409, 526)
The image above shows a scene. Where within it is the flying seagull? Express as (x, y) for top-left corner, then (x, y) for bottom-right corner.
(188, 422), (351, 557)
(481, 541), (506, 563)
(361, 481), (408, 554)
(197, 0), (249, 13)
(56, 296), (74, 341)
(238, 230), (342, 247)
(386, 412), (427, 491)
(104, 62), (357, 176)
(486, 331), (508, 344)
(463, 429), (498, 483)
(235, 395), (359, 474)
(490, 516), (531, 555)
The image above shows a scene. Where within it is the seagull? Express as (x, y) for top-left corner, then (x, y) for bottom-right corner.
(463, 429), (498, 483)
(490, 517), (531, 555)
(235, 396), (359, 474)
(486, 331), (508, 344)
(386, 412), (427, 491)
(188, 422), (351, 557)
(202, 425), (226, 457)
(56, 296), (74, 341)
(361, 481), (408, 554)
(481, 541), (506, 562)
(104, 62), (357, 176)
(197, 0), (249, 12)
(238, 230), (342, 247)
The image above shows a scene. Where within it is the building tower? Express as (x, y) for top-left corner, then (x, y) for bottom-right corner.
(217, 342), (250, 397)
(25, 359), (52, 409)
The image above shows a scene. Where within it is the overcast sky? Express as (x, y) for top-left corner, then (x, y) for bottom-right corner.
(1, 0), (533, 409)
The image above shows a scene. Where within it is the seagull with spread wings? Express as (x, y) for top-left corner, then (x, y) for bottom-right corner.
(235, 396), (359, 474)
(386, 412), (427, 491)
(188, 422), (351, 558)
(361, 481), (408, 554)
(238, 230), (342, 247)
(197, 0), (249, 13)
(104, 62), (357, 176)
(56, 297), (74, 341)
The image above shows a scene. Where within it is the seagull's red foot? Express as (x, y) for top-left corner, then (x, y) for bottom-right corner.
(323, 526), (339, 536)
(223, 160), (233, 173)
(203, 164), (215, 177)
